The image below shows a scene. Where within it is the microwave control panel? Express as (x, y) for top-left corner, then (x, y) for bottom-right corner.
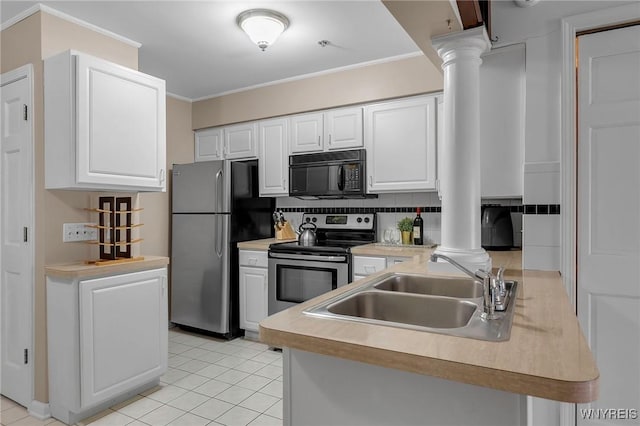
(344, 164), (361, 190)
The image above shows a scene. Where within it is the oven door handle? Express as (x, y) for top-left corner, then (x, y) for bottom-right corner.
(269, 252), (348, 262)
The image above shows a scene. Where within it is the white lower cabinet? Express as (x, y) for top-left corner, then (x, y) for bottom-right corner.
(239, 250), (268, 335)
(47, 267), (168, 424)
(352, 256), (387, 281)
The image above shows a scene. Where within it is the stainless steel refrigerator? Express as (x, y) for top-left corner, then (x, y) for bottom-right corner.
(170, 160), (275, 337)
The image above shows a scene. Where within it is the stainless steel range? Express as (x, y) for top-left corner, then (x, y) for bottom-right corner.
(268, 213), (376, 315)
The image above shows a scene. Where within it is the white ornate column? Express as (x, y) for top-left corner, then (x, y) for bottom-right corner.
(430, 26), (492, 273)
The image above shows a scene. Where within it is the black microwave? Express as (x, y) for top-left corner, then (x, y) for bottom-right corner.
(289, 149), (372, 199)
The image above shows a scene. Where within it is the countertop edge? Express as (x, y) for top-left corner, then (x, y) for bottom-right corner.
(259, 324), (599, 403)
(258, 250), (597, 403)
(45, 256), (170, 279)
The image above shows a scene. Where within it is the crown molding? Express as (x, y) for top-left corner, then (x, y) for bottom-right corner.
(194, 51), (424, 102)
(1, 3), (141, 48)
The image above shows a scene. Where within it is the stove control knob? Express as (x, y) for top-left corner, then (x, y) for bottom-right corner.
(312, 217), (317, 223)
(364, 217), (370, 223)
(356, 217), (363, 223)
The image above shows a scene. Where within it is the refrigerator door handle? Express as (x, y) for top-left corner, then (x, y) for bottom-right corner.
(215, 169), (224, 214)
(215, 215), (223, 257)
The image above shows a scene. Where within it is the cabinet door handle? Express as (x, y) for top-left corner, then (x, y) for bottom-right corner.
(317, 135), (321, 146)
(159, 169), (165, 183)
(282, 179), (286, 190)
(328, 134), (332, 146)
(368, 176), (372, 187)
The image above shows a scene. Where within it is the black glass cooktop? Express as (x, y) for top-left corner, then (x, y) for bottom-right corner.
(269, 240), (366, 255)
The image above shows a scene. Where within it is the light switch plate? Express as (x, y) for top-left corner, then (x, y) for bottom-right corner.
(63, 223), (98, 242)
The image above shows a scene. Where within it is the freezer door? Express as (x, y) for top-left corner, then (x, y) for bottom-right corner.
(170, 214), (230, 333)
(172, 161), (229, 213)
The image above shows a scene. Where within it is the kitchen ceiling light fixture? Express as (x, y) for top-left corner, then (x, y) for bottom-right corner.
(237, 9), (289, 51)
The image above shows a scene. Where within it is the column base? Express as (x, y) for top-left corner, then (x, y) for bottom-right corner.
(428, 246), (492, 276)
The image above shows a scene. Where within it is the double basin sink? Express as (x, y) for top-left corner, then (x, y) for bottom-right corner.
(303, 273), (518, 341)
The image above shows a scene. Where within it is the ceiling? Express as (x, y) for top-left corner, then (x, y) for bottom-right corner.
(0, 1), (459, 101)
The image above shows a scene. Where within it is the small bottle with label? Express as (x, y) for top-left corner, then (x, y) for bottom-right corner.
(413, 208), (424, 245)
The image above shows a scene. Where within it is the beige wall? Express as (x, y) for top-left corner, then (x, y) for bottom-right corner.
(1, 10), (143, 403)
(40, 12), (138, 68)
(193, 54), (443, 129)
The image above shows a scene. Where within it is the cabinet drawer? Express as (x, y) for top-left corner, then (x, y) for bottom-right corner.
(352, 256), (387, 276)
(239, 250), (268, 268)
(386, 256), (411, 267)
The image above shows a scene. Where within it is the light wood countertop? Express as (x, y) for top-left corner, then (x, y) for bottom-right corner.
(45, 255), (169, 280)
(260, 251), (598, 403)
(237, 238), (296, 251)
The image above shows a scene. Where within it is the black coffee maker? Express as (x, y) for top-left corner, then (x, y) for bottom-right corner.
(481, 206), (513, 250)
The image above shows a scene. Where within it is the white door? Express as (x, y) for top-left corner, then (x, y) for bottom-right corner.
(0, 66), (34, 407)
(577, 25), (640, 426)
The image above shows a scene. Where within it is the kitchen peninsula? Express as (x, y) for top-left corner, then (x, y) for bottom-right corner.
(260, 247), (598, 426)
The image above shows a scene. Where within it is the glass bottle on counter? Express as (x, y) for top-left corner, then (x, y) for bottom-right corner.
(413, 208), (424, 245)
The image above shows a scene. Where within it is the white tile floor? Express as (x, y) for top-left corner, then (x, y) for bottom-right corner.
(1, 328), (283, 426)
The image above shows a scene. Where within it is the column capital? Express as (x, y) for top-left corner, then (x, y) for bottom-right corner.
(431, 26), (491, 65)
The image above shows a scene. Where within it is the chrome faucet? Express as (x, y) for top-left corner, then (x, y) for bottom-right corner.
(493, 267), (507, 310)
(429, 253), (499, 320)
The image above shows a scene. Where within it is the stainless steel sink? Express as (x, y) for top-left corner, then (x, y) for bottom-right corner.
(327, 291), (476, 329)
(373, 274), (483, 298)
(304, 272), (518, 341)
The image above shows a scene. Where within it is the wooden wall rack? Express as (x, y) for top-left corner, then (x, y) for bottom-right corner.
(85, 196), (144, 264)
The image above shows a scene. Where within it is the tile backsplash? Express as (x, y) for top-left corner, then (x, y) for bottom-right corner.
(276, 193), (526, 248)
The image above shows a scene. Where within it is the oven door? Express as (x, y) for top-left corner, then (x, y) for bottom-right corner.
(268, 252), (349, 315)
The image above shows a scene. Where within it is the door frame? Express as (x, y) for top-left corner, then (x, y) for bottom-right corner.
(561, 2), (640, 306)
(0, 63), (35, 409)
(560, 4), (640, 426)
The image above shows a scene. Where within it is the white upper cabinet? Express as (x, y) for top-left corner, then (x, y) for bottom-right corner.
(290, 112), (324, 153)
(479, 44), (525, 197)
(364, 95), (438, 193)
(195, 123), (258, 162)
(290, 106), (363, 153)
(195, 127), (223, 162)
(45, 50), (166, 192)
(224, 122), (258, 159)
(259, 118), (289, 196)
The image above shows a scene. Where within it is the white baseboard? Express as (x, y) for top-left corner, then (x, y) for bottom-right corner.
(28, 400), (51, 420)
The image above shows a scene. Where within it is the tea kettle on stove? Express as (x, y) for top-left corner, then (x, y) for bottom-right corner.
(298, 222), (317, 246)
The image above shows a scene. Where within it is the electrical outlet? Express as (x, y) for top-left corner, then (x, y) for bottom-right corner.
(63, 223), (98, 242)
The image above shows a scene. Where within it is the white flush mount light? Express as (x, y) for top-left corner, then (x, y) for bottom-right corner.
(237, 9), (289, 51)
